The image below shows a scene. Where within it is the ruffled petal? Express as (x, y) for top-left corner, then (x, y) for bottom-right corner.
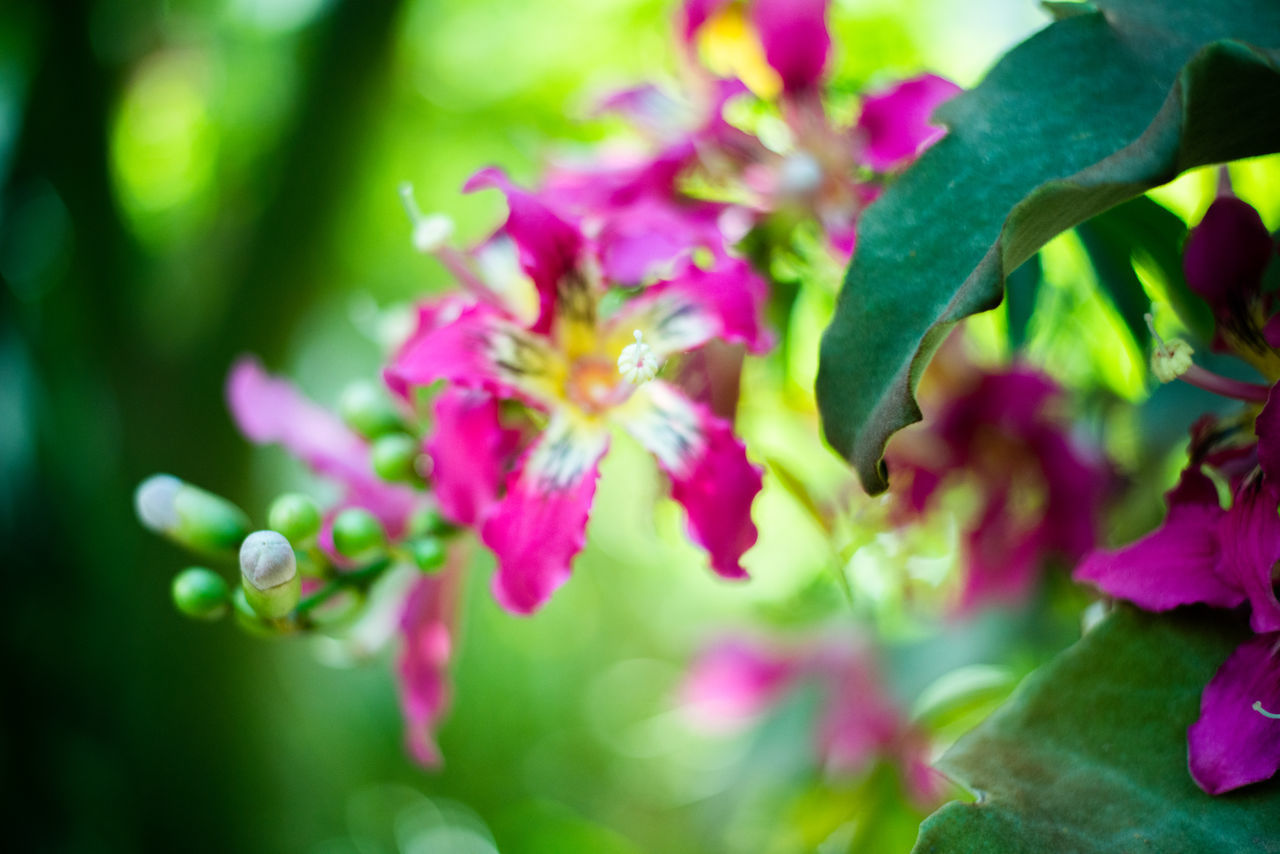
(606, 258), (771, 361)
(427, 388), (521, 527)
(1074, 469), (1242, 611)
(481, 412), (610, 614)
(1188, 633), (1280, 794)
(227, 356), (369, 484)
(857, 74), (962, 172)
(750, 0), (831, 94)
(682, 638), (797, 728)
(1220, 478), (1280, 634)
(595, 197), (728, 285)
(465, 167), (584, 335)
(614, 381), (761, 579)
(396, 573), (455, 767)
(227, 358), (419, 534)
(385, 302), (566, 409)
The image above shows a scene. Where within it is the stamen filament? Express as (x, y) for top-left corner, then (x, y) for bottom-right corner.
(1253, 701), (1280, 720)
(1144, 313), (1271, 402)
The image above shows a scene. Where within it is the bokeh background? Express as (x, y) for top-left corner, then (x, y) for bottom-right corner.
(0, 0), (1198, 851)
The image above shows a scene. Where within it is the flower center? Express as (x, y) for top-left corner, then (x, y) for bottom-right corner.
(567, 357), (627, 414)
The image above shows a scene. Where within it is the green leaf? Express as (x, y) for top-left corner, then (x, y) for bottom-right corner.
(912, 607), (1280, 854)
(1003, 251), (1041, 352)
(816, 0), (1280, 493)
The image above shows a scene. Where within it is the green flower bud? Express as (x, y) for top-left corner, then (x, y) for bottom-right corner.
(339, 381), (404, 440)
(232, 587), (276, 637)
(267, 492), (322, 542)
(136, 474), (252, 556)
(371, 433), (421, 483)
(239, 530), (301, 619)
(406, 506), (457, 539)
(171, 567), (230, 620)
(408, 537), (447, 573)
(332, 508), (386, 561)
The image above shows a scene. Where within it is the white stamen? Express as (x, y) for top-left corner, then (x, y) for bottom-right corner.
(1145, 313), (1194, 383)
(1254, 700), (1280, 720)
(617, 329), (660, 384)
(399, 183), (454, 254)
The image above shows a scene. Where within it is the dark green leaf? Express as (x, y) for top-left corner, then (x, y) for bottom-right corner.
(816, 0), (1280, 493)
(912, 608), (1280, 854)
(1003, 253), (1041, 352)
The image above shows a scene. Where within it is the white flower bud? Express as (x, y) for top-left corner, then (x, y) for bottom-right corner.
(135, 474), (182, 534)
(239, 530), (297, 592)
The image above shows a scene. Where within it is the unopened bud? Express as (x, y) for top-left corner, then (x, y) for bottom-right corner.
(171, 567), (230, 621)
(239, 530), (301, 619)
(339, 381), (404, 439)
(409, 537), (447, 573)
(231, 587), (276, 637)
(371, 432), (421, 483)
(618, 329), (660, 384)
(135, 474), (252, 556)
(332, 507), (386, 561)
(268, 493), (322, 543)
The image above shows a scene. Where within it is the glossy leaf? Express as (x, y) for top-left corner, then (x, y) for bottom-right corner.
(912, 607), (1280, 853)
(816, 0), (1280, 493)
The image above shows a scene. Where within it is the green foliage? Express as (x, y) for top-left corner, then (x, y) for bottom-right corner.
(816, 0), (1280, 493)
(912, 607), (1280, 853)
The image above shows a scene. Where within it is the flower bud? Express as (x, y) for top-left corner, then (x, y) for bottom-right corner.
(339, 381), (405, 439)
(371, 433), (421, 482)
(409, 537), (447, 573)
(135, 474), (252, 556)
(232, 587), (276, 637)
(268, 492), (322, 542)
(171, 567), (230, 620)
(332, 508), (386, 561)
(407, 506), (457, 539)
(239, 530), (301, 619)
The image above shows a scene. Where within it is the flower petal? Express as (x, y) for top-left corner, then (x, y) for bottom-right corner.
(465, 167), (584, 335)
(1183, 195), (1274, 320)
(1219, 478), (1280, 634)
(427, 388), (521, 527)
(227, 358), (419, 533)
(857, 74), (962, 172)
(481, 412), (610, 614)
(1256, 384), (1280, 485)
(815, 648), (907, 776)
(596, 197), (728, 285)
(607, 258), (772, 361)
(385, 302), (565, 409)
(397, 573), (455, 767)
(682, 638), (797, 728)
(750, 0), (831, 94)
(1074, 469), (1243, 611)
(1188, 633), (1280, 794)
(614, 381), (761, 579)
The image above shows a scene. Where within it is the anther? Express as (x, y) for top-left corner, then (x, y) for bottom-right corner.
(617, 329), (660, 384)
(399, 183), (455, 254)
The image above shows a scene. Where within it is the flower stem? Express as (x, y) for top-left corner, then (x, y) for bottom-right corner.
(1179, 365), (1271, 403)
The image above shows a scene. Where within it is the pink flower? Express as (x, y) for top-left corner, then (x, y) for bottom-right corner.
(890, 365), (1107, 611)
(396, 562), (463, 767)
(856, 74), (963, 172)
(387, 169), (770, 614)
(684, 634), (943, 804)
(680, 0), (831, 96)
(1076, 418), (1280, 793)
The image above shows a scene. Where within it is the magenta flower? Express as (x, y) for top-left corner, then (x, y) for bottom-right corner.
(890, 366), (1107, 611)
(684, 634), (942, 804)
(680, 0), (831, 96)
(1076, 419), (1280, 793)
(387, 169), (770, 614)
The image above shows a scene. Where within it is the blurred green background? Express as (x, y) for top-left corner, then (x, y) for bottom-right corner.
(1, 1), (1069, 850)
